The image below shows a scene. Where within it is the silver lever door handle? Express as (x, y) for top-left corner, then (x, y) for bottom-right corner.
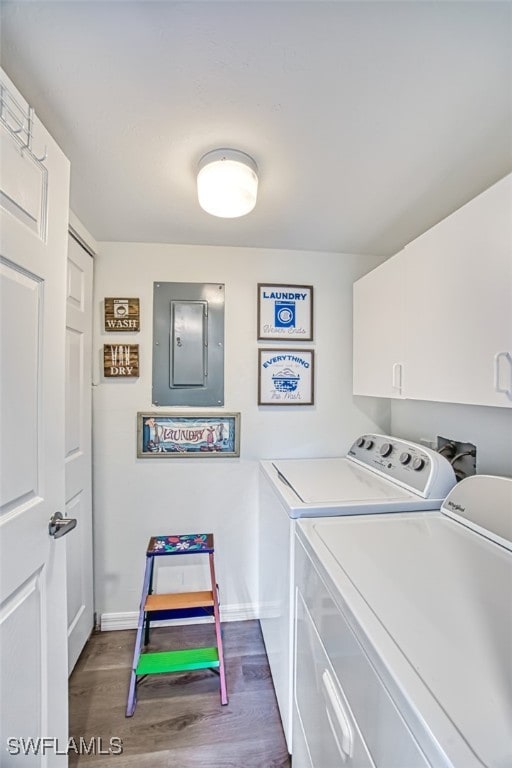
(49, 512), (77, 539)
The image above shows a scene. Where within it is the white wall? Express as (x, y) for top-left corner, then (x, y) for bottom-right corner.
(93, 243), (388, 626)
(391, 399), (512, 477)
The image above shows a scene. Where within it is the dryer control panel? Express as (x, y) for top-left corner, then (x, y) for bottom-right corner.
(347, 434), (455, 499)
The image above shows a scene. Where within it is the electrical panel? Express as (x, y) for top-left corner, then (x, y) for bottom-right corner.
(152, 282), (224, 406)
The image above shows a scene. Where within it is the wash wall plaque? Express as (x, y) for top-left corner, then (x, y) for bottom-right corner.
(104, 344), (139, 377)
(104, 297), (140, 331)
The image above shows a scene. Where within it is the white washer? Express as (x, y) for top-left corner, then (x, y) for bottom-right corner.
(259, 433), (457, 752)
(294, 474), (512, 768)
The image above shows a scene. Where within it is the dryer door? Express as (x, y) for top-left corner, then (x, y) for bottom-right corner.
(293, 588), (375, 768)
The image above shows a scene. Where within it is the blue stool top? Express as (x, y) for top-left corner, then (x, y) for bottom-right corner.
(146, 533), (214, 556)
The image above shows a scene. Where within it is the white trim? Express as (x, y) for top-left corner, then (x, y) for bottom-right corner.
(100, 602), (260, 632)
(68, 210), (97, 256)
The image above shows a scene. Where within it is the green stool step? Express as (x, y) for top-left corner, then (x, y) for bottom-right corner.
(136, 646), (220, 676)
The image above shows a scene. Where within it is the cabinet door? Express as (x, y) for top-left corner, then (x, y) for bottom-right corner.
(353, 251), (406, 398)
(404, 174), (512, 407)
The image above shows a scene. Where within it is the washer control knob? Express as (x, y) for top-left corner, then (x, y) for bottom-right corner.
(399, 452), (411, 465)
(356, 437), (366, 448)
(380, 442), (393, 457)
(365, 440), (374, 450)
(412, 457), (426, 471)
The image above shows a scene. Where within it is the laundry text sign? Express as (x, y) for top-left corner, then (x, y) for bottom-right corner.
(104, 297), (140, 331)
(104, 344), (139, 377)
(257, 283), (313, 340)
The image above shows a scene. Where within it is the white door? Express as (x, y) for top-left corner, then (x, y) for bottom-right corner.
(0, 71), (71, 764)
(66, 233), (94, 673)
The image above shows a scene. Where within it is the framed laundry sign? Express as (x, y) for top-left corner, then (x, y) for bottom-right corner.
(258, 349), (314, 405)
(257, 283), (313, 341)
(137, 412), (240, 458)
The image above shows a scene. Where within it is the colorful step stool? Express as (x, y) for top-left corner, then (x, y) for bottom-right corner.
(126, 533), (228, 716)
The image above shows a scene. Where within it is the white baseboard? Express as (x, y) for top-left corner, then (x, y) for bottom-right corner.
(100, 602), (260, 632)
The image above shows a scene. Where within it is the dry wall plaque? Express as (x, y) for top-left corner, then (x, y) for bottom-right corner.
(104, 344), (139, 377)
(104, 297), (140, 331)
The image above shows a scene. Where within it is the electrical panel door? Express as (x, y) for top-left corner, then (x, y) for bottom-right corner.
(152, 282), (224, 406)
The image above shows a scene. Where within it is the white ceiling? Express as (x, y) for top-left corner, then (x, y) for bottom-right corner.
(1, 1), (511, 257)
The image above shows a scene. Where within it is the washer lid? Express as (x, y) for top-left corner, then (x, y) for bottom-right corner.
(271, 457), (416, 504)
(304, 507), (512, 768)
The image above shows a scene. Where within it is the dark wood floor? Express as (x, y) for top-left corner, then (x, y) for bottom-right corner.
(69, 620), (291, 767)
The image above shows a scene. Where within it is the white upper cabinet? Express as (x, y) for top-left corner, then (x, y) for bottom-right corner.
(404, 174), (511, 407)
(353, 250), (406, 398)
(353, 173), (512, 408)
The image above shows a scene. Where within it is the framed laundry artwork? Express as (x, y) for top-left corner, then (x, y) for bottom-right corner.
(137, 412), (240, 458)
(258, 349), (314, 405)
(257, 283), (313, 341)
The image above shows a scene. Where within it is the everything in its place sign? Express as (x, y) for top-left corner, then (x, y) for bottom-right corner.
(104, 297), (140, 331)
(104, 344), (139, 377)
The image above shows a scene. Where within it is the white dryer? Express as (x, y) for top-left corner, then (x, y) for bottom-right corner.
(258, 433), (456, 752)
(294, 474), (512, 768)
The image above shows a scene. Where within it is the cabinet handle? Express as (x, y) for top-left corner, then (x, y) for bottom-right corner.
(321, 669), (354, 761)
(494, 352), (512, 400)
(392, 362), (403, 394)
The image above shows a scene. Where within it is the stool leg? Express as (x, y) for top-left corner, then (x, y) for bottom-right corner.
(144, 557), (155, 646)
(209, 552), (228, 705)
(126, 555), (153, 717)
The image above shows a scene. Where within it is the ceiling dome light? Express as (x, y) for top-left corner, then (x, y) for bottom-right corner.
(197, 149), (258, 218)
